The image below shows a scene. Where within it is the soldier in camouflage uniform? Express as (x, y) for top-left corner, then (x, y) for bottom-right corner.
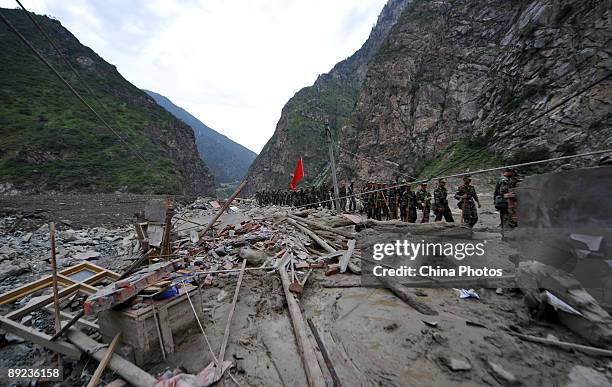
(339, 184), (347, 212)
(387, 183), (398, 220)
(494, 168), (518, 230)
(348, 182), (357, 212)
(364, 182), (374, 218)
(433, 179), (454, 222)
(416, 182), (432, 223)
(406, 184), (418, 223)
(380, 183), (389, 220)
(373, 183), (383, 220)
(398, 186), (408, 222)
(454, 175), (481, 228)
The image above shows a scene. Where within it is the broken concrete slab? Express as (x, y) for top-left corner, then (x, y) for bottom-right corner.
(488, 361), (519, 385)
(73, 251), (101, 261)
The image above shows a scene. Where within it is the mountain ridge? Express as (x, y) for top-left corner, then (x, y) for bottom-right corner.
(143, 90), (257, 184)
(243, 0), (409, 194)
(0, 8), (215, 194)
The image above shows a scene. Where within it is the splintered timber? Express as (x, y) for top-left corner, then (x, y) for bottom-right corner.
(372, 265), (504, 277)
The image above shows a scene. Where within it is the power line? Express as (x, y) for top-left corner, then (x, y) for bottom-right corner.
(15, 0), (138, 150)
(335, 144), (418, 181)
(0, 10), (147, 163)
(429, 71), (612, 179)
(293, 148), (611, 209)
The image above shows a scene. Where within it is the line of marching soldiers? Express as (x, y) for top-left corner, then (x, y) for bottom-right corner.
(255, 168), (519, 229)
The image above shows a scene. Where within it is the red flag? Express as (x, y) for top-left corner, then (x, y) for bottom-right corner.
(289, 157), (304, 190)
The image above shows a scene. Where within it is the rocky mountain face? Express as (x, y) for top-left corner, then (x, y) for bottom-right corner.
(0, 9), (214, 195)
(338, 0), (612, 182)
(243, 0), (409, 194)
(144, 90), (257, 184)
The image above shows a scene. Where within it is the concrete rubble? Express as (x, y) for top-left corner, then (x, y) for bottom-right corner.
(1, 193), (612, 386)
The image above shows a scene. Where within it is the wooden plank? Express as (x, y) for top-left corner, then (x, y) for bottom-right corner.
(198, 180), (247, 239)
(6, 284), (81, 320)
(288, 214), (354, 239)
(509, 332), (612, 357)
(44, 307), (98, 331)
(287, 218), (335, 254)
(279, 262), (325, 387)
(87, 332), (122, 387)
(49, 222), (62, 333)
(0, 261), (118, 305)
(339, 240), (356, 274)
(377, 276), (438, 316)
(67, 329), (155, 387)
(307, 318), (342, 387)
(156, 305), (174, 355)
(0, 276), (53, 305)
(215, 259), (247, 379)
(0, 315), (81, 358)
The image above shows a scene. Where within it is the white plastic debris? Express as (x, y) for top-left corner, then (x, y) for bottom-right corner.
(456, 289), (480, 299)
(543, 290), (583, 316)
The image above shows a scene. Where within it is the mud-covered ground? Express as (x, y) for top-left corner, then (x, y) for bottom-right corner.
(1, 178), (612, 386)
(0, 193), (197, 230)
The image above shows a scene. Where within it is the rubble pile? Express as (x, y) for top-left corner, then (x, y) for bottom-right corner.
(1, 194), (612, 386)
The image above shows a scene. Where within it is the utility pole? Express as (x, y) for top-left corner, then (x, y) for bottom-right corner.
(326, 124), (341, 211)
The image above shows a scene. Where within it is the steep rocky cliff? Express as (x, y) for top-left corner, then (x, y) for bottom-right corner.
(338, 0), (611, 182)
(0, 9), (214, 195)
(243, 0), (409, 194)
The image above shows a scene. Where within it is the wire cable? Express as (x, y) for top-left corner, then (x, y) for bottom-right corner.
(428, 71), (612, 179)
(0, 11), (147, 163)
(291, 148), (611, 209)
(14, 0), (144, 160)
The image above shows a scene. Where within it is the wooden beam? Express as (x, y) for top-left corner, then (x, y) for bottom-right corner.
(87, 332), (122, 387)
(279, 261), (325, 387)
(0, 262), (119, 305)
(198, 180), (247, 240)
(339, 240), (356, 274)
(0, 276), (53, 305)
(287, 218), (335, 254)
(49, 222), (62, 333)
(0, 315), (81, 358)
(67, 329), (155, 387)
(215, 259), (247, 379)
(307, 318), (342, 387)
(288, 214), (354, 239)
(509, 332), (612, 357)
(44, 307), (98, 331)
(6, 284), (81, 320)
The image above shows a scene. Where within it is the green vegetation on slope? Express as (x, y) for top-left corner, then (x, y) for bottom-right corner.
(0, 9), (197, 193)
(418, 137), (500, 179)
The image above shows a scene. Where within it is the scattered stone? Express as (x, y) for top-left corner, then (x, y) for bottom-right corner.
(496, 288), (503, 295)
(423, 320), (439, 328)
(384, 322), (399, 331)
(488, 361), (519, 385)
(72, 251), (101, 261)
(447, 357), (472, 372)
(22, 232), (32, 243)
(20, 315), (32, 326)
(563, 365), (611, 387)
(0, 245), (16, 257)
(0, 261), (30, 281)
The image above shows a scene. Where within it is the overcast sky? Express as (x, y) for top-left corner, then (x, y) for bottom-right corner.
(2, 0), (387, 153)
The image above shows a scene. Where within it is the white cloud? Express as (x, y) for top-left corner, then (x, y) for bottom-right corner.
(1, 0), (388, 152)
